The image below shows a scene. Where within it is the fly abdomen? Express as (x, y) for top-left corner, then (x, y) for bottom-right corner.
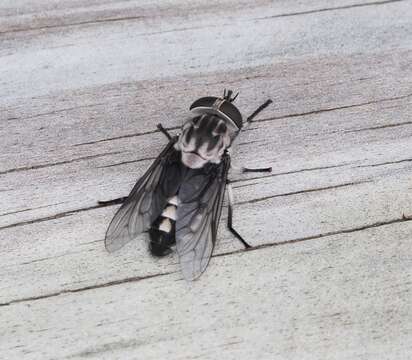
(149, 196), (178, 257)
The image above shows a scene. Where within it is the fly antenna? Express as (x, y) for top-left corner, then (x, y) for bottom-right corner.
(246, 99), (273, 124)
(222, 89), (239, 102)
(226, 90), (233, 100)
(231, 92), (239, 102)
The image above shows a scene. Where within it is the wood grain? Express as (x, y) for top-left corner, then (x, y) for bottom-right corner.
(1, 0), (411, 359)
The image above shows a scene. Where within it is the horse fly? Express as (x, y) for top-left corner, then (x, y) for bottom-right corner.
(100, 90), (272, 280)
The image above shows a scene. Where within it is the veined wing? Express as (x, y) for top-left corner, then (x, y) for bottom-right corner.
(105, 137), (181, 252)
(176, 154), (230, 280)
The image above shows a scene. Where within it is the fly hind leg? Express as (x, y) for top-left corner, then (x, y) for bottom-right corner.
(226, 182), (251, 249)
(230, 165), (272, 174)
(98, 197), (127, 206)
(241, 166), (272, 173)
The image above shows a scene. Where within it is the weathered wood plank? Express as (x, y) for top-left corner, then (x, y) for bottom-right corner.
(1, 0), (411, 104)
(1, 51), (412, 226)
(1, 0), (412, 358)
(1, 221), (411, 359)
(1, 162), (411, 304)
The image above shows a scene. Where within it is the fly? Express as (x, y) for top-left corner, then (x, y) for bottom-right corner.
(100, 90), (272, 280)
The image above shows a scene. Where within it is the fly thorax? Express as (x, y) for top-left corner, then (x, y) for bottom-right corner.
(176, 114), (236, 169)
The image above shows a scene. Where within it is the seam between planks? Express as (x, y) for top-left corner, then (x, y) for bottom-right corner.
(0, 179), (369, 231)
(1, 154), (410, 230)
(97, 156), (157, 169)
(0, 151), (124, 176)
(230, 162), (355, 185)
(1, 215), (411, 307)
(0, 204), (102, 230)
(0, 0), (405, 36)
(255, 0), (406, 21)
(6, 102), (106, 122)
(0, 272), (173, 307)
(0, 201), (68, 217)
(236, 180), (371, 205)
(215, 214), (412, 257)
(73, 126), (180, 147)
(4, 91), (410, 176)
(0, 15), (146, 35)
(356, 158), (412, 168)
(255, 93), (412, 124)
(344, 121), (412, 133)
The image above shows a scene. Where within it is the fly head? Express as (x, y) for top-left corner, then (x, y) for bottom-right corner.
(176, 90), (243, 169)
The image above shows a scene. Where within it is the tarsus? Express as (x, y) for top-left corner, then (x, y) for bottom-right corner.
(247, 99), (273, 123)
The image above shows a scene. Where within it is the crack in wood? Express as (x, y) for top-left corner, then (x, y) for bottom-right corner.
(1, 215), (411, 307)
(256, 93), (412, 124)
(97, 156), (156, 169)
(19, 246), (100, 266)
(73, 126), (179, 146)
(230, 163), (353, 185)
(0, 272), (173, 307)
(0, 180), (367, 231)
(232, 181), (262, 189)
(236, 139), (265, 147)
(237, 180), (370, 205)
(0, 0), (404, 37)
(0, 204), (104, 231)
(0, 201), (68, 217)
(0, 15), (146, 35)
(216, 214), (412, 257)
(356, 158), (412, 168)
(65, 338), (146, 359)
(255, 0), (405, 21)
(345, 121), (412, 133)
(6, 103), (106, 122)
(0, 151), (123, 176)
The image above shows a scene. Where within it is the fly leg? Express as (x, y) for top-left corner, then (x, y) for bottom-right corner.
(98, 197), (127, 206)
(226, 181), (251, 249)
(225, 165), (270, 246)
(246, 99), (273, 124)
(231, 165), (272, 173)
(234, 98), (273, 172)
(242, 166), (272, 173)
(157, 123), (172, 140)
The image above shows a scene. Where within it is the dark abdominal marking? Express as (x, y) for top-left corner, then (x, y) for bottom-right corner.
(149, 196), (179, 257)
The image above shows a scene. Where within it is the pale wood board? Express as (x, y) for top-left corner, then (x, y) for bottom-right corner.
(1, 0), (412, 359)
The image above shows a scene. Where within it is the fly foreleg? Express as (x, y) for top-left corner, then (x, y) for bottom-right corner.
(157, 123), (172, 140)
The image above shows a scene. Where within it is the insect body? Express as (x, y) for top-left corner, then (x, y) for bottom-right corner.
(103, 90), (272, 280)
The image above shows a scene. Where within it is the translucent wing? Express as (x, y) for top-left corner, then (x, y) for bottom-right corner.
(105, 138), (181, 252)
(176, 155), (230, 280)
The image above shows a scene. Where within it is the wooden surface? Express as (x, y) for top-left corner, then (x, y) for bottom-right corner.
(1, 0), (412, 359)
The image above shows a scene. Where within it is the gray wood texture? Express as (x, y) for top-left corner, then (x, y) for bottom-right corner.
(1, 0), (412, 359)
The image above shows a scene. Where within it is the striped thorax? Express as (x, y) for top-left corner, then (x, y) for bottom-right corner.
(176, 96), (242, 169)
